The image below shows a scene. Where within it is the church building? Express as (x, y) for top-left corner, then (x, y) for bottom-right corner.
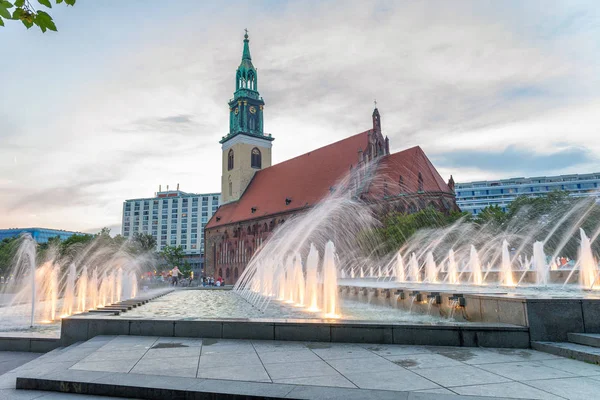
(204, 33), (458, 283)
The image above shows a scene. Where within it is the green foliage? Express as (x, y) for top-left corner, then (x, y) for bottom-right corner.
(364, 207), (470, 255)
(160, 245), (185, 268)
(0, 237), (20, 275)
(132, 233), (157, 253)
(59, 233), (93, 254)
(180, 260), (192, 278)
(474, 205), (508, 227)
(0, 0), (75, 33)
(507, 191), (572, 220)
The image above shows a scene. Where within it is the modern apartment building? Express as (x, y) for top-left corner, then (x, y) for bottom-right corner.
(0, 228), (84, 243)
(122, 189), (220, 270)
(456, 172), (600, 215)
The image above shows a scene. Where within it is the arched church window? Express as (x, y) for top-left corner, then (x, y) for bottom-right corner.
(418, 172), (424, 192)
(251, 147), (261, 169)
(249, 115), (256, 131)
(399, 175), (405, 192)
(228, 149), (234, 170)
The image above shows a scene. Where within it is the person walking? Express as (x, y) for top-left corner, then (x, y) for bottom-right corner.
(171, 266), (181, 286)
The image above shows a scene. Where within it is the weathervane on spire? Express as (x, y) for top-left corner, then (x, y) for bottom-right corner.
(374, 99), (377, 108)
(244, 28), (249, 38)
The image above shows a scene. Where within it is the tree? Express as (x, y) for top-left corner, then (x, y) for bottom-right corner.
(132, 233), (157, 253)
(0, 0), (75, 32)
(360, 207), (471, 255)
(474, 205), (508, 227)
(160, 245), (184, 268)
(0, 237), (19, 275)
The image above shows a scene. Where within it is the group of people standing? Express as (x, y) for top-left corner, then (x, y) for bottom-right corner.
(168, 266), (224, 287)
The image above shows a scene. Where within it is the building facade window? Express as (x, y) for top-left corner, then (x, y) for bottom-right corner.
(251, 147), (261, 169)
(418, 172), (424, 192)
(228, 149), (234, 170)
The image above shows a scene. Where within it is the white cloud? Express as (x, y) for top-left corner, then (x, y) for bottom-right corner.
(0, 0), (598, 231)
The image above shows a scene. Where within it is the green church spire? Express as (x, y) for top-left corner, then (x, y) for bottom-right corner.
(220, 30), (274, 145)
(242, 29), (252, 61)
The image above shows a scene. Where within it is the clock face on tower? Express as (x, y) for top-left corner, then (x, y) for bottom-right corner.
(249, 106), (256, 114)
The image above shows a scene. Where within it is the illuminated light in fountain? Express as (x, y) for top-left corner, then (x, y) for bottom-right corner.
(305, 244), (320, 311)
(292, 253), (305, 306)
(1, 235), (148, 329)
(77, 265), (88, 312)
(61, 264), (77, 317)
(532, 241), (548, 286)
(447, 249), (458, 285)
(409, 253), (420, 282)
(116, 268), (123, 303)
(90, 268), (99, 309)
(395, 252), (405, 282)
(579, 228), (598, 289)
(500, 241), (515, 287)
(360, 267), (364, 278)
(425, 252), (437, 283)
(321, 241), (339, 318)
(469, 245), (483, 285)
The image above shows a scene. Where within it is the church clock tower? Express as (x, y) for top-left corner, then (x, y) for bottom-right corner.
(220, 31), (274, 204)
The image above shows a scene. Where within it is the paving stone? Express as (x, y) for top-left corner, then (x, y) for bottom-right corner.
(344, 369), (440, 392)
(78, 349), (146, 363)
(197, 363), (271, 382)
(264, 360), (340, 380)
(0, 388), (51, 400)
(452, 381), (564, 399)
(258, 349), (321, 364)
(413, 364), (511, 387)
(310, 345), (374, 360)
(325, 355), (397, 375)
(526, 376), (600, 400)
(361, 344), (432, 357)
(130, 355), (199, 377)
(383, 353), (463, 369)
(252, 340), (308, 353)
(435, 347), (559, 365)
(155, 337), (203, 347)
(143, 346), (201, 359)
(412, 388), (456, 395)
(538, 357), (600, 376)
(70, 358), (139, 373)
(274, 374), (356, 388)
(478, 360), (577, 381)
(200, 340), (255, 355)
(199, 351), (262, 368)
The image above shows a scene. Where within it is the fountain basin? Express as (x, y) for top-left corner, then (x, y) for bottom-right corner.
(339, 280), (600, 341)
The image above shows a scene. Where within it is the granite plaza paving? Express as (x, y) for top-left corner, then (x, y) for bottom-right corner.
(5, 335), (600, 399)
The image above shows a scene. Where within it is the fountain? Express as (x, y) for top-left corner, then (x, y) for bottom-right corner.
(0, 233), (152, 330)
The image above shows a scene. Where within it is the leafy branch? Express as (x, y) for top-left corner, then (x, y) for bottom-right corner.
(0, 0), (75, 32)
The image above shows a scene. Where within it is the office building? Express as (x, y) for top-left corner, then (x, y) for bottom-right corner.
(456, 172), (600, 215)
(122, 189), (220, 271)
(0, 228), (84, 243)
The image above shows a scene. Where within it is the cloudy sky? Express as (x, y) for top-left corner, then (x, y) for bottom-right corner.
(0, 0), (598, 234)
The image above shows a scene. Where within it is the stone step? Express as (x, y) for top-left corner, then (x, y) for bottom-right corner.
(532, 341), (600, 364)
(568, 332), (600, 348)
(87, 309), (120, 315)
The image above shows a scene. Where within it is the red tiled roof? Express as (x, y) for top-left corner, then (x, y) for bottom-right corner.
(206, 130), (371, 229)
(369, 146), (451, 195)
(206, 132), (452, 229)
